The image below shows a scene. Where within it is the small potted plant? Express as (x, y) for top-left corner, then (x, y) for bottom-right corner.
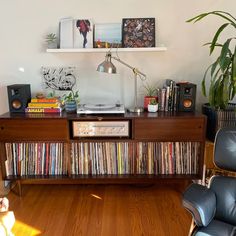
(148, 98), (158, 112)
(62, 90), (79, 113)
(45, 33), (57, 49)
(143, 83), (158, 110)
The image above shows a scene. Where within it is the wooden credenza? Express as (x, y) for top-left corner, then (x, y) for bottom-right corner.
(0, 112), (206, 186)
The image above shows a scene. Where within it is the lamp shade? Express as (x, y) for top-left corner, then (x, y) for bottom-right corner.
(97, 53), (117, 74)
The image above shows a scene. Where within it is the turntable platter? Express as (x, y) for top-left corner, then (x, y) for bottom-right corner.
(77, 103), (125, 114)
(84, 104), (115, 110)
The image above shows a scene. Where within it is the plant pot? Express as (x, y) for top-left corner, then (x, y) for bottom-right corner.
(65, 101), (77, 113)
(47, 42), (57, 49)
(144, 96), (158, 111)
(202, 103), (236, 141)
(148, 104), (158, 112)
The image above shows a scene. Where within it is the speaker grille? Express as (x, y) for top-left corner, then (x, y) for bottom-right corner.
(7, 84), (31, 113)
(177, 83), (196, 112)
(11, 99), (22, 109)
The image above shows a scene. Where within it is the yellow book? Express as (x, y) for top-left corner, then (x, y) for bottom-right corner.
(28, 102), (60, 108)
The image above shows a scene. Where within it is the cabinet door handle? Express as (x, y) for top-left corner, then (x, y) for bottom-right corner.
(0, 127), (4, 130)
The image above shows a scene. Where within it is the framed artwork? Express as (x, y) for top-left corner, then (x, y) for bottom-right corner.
(41, 66), (77, 91)
(73, 19), (93, 48)
(122, 18), (155, 48)
(94, 23), (122, 48)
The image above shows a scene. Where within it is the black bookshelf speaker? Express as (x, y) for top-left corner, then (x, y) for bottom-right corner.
(7, 84), (31, 113)
(177, 83), (196, 112)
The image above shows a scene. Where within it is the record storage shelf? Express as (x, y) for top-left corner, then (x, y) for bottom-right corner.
(0, 112), (206, 186)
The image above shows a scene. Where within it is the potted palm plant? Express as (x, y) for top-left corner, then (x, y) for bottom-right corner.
(187, 11), (236, 140)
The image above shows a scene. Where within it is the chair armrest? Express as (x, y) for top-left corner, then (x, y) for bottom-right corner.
(182, 183), (216, 227)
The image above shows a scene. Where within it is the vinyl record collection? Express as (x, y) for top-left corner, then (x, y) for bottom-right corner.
(4, 141), (200, 176)
(71, 141), (200, 175)
(5, 143), (67, 176)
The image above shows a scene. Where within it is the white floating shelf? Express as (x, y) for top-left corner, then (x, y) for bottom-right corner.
(46, 47), (167, 53)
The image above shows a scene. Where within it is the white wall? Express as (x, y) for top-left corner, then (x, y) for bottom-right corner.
(0, 0), (235, 114)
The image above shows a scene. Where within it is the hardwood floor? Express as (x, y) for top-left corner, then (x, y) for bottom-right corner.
(8, 184), (191, 236)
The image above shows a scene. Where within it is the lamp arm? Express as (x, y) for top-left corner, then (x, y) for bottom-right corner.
(111, 55), (146, 78)
(110, 54), (145, 111)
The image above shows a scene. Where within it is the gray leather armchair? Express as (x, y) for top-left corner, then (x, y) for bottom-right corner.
(182, 127), (236, 236)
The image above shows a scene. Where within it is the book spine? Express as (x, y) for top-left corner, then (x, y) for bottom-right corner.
(173, 86), (179, 112)
(31, 98), (59, 103)
(168, 81), (174, 111)
(160, 88), (166, 111)
(25, 108), (61, 113)
(28, 103), (60, 108)
(165, 86), (170, 111)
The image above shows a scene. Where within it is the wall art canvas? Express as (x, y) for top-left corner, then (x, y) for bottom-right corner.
(94, 23), (122, 48)
(73, 19), (93, 48)
(122, 18), (155, 48)
(41, 66), (78, 91)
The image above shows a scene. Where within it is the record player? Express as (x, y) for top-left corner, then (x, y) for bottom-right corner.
(77, 103), (125, 114)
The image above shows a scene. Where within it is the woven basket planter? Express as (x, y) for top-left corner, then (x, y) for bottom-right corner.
(202, 103), (236, 141)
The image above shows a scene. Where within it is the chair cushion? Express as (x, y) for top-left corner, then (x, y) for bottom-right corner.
(214, 127), (236, 171)
(183, 183), (216, 227)
(210, 176), (236, 226)
(194, 219), (236, 236)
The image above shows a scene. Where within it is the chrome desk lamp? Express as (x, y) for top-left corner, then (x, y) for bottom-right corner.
(97, 52), (146, 113)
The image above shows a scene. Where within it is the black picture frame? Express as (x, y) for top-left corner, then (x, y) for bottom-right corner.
(122, 18), (155, 48)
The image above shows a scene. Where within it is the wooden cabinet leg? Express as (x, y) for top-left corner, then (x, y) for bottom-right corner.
(188, 218), (196, 236)
(17, 180), (22, 197)
(10, 180), (22, 197)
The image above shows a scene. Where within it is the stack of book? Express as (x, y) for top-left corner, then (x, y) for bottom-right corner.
(25, 98), (63, 113)
(158, 79), (179, 112)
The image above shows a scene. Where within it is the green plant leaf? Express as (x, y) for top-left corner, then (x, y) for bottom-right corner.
(187, 11), (236, 25)
(186, 13), (208, 23)
(210, 23), (230, 54)
(201, 78), (206, 97)
(213, 12), (236, 26)
(219, 38), (232, 70)
(203, 42), (222, 47)
(230, 46), (236, 100)
(233, 45), (236, 82)
(213, 75), (223, 108)
(229, 83), (236, 100)
(143, 83), (157, 96)
(210, 58), (220, 77)
(222, 74), (230, 104)
(202, 64), (212, 97)
(208, 80), (215, 107)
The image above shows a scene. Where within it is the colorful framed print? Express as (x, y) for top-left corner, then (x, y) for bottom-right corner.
(73, 19), (93, 48)
(122, 18), (155, 48)
(94, 23), (122, 48)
